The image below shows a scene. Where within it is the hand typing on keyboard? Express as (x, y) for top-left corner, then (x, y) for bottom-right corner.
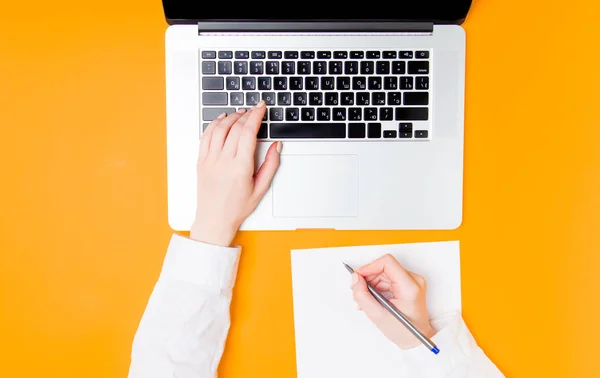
(190, 101), (282, 247)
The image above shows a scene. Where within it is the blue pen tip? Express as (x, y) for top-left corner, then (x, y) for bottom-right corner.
(431, 346), (440, 355)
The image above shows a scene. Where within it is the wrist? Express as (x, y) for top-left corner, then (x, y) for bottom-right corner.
(189, 221), (238, 247)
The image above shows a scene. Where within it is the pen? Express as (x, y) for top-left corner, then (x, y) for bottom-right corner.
(343, 262), (440, 355)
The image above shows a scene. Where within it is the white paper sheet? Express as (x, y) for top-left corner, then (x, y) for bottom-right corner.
(291, 241), (461, 378)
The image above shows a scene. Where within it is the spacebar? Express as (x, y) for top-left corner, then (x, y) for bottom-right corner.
(270, 123), (346, 139)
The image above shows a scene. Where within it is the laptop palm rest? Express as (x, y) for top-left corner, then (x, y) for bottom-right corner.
(272, 154), (359, 218)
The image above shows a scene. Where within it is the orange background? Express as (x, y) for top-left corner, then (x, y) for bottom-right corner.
(1, 0), (599, 376)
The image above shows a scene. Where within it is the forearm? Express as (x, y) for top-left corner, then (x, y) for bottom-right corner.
(128, 234), (240, 378)
(401, 314), (504, 378)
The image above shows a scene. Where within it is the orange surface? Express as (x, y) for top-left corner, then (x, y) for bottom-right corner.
(1, 0), (599, 376)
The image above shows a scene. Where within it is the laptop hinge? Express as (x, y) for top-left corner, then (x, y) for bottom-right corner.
(197, 21), (433, 34)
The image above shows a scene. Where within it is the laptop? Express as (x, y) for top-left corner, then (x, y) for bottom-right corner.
(163, 1), (471, 231)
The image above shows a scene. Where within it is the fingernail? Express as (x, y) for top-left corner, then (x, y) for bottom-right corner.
(351, 273), (358, 286)
(253, 100), (265, 109)
(217, 113), (227, 119)
(237, 108), (246, 113)
(276, 141), (283, 153)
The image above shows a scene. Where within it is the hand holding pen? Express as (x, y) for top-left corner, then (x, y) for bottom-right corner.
(347, 254), (438, 352)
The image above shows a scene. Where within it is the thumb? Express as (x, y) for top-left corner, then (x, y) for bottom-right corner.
(351, 273), (385, 319)
(252, 141), (281, 202)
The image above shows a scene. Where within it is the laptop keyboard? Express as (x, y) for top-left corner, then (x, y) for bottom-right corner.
(200, 49), (431, 140)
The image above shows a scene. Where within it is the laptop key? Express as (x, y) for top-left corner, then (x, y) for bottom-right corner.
(250, 61), (264, 74)
(202, 51), (216, 59)
(384, 130), (397, 138)
(282, 61), (295, 74)
(367, 51), (381, 59)
(321, 77), (334, 90)
(317, 51), (332, 59)
(334, 51), (348, 59)
(372, 92), (386, 105)
(415, 130), (429, 138)
(364, 108), (378, 121)
(268, 51), (282, 59)
(226, 77), (240, 90)
(309, 92), (323, 106)
(202, 61), (216, 75)
(261, 92), (276, 105)
(349, 123), (366, 138)
(350, 51), (364, 59)
(392, 61), (406, 74)
(301, 51), (315, 59)
(368, 77), (382, 90)
(329, 61), (343, 75)
(399, 123), (413, 132)
(360, 61), (374, 74)
(230, 92), (244, 105)
(332, 108), (347, 121)
(404, 92), (429, 106)
(353, 77), (367, 90)
(218, 51), (233, 59)
(399, 51), (413, 59)
(298, 61), (312, 74)
(384, 76), (398, 90)
(284, 51), (299, 59)
(242, 77), (256, 90)
(218, 61), (232, 74)
(341, 92), (354, 105)
(416, 51), (430, 59)
(202, 77), (224, 90)
(274, 77), (288, 90)
(396, 108), (429, 121)
(376, 61), (390, 74)
(286, 108), (300, 121)
(290, 77), (303, 90)
(302, 108), (315, 121)
(388, 92), (402, 105)
(257, 123), (268, 139)
(246, 92), (260, 106)
(345, 61), (359, 75)
(408, 61), (429, 74)
(317, 108), (331, 121)
(266, 61), (279, 74)
(258, 77), (271, 90)
(270, 123), (346, 139)
(270, 107), (284, 121)
(380, 107), (394, 120)
(367, 123), (381, 138)
(234, 61), (248, 74)
(305, 77), (319, 90)
(202, 107), (236, 121)
(357, 92), (370, 105)
(277, 92), (291, 105)
(294, 92), (307, 106)
(348, 108), (361, 121)
(400, 131), (413, 138)
(337, 77), (351, 90)
(251, 51), (266, 59)
(383, 51), (397, 59)
(314, 61), (327, 75)
(416, 76), (429, 90)
(325, 92), (339, 105)
(235, 51), (249, 59)
(400, 77), (414, 90)
(202, 92), (228, 105)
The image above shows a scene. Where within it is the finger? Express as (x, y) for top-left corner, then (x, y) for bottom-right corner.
(251, 141), (281, 203)
(407, 271), (426, 289)
(373, 280), (391, 292)
(199, 113), (226, 159)
(222, 108), (255, 156)
(351, 273), (386, 319)
(356, 254), (416, 290)
(236, 101), (266, 158)
(209, 109), (246, 153)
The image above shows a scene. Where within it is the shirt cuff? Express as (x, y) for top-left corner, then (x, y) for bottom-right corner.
(399, 313), (481, 377)
(159, 234), (241, 291)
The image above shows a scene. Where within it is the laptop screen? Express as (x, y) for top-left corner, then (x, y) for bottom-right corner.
(162, 1), (473, 25)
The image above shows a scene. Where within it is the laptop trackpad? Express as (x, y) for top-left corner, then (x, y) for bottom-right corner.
(272, 154), (359, 218)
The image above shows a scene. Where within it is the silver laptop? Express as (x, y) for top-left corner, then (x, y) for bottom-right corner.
(163, 1), (471, 231)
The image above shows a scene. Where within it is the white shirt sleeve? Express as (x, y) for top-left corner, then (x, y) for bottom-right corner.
(400, 313), (505, 377)
(128, 234), (240, 378)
